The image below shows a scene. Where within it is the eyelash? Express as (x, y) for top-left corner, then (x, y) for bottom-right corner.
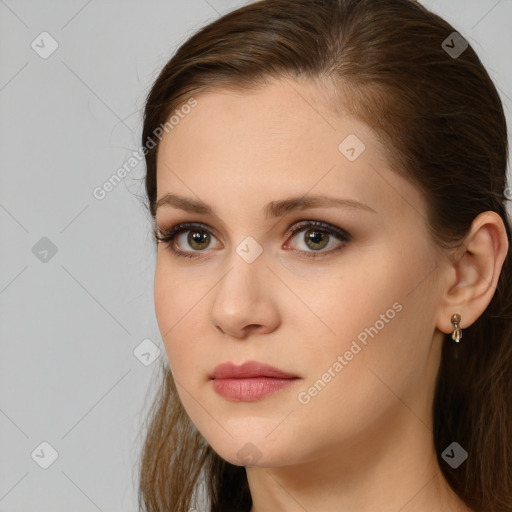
(154, 220), (351, 260)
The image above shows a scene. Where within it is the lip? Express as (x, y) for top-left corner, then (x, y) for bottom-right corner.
(210, 361), (300, 402)
(210, 360), (298, 379)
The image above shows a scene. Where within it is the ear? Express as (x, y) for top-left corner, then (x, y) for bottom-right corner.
(435, 211), (509, 335)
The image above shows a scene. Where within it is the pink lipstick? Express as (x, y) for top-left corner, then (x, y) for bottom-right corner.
(210, 361), (300, 402)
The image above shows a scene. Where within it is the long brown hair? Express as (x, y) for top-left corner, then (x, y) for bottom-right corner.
(137, 1), (512, 510)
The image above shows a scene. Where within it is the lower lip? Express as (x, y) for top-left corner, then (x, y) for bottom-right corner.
(211, 377), (299, 401)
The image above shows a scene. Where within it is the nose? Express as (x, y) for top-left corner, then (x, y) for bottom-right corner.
(210, 249), (280, 339)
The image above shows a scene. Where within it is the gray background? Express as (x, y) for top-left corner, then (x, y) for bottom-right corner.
(0, 1), (511, 511)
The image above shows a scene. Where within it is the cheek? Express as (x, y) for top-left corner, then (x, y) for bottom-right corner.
(153, 262), (174, 335)
(153, 263), (195, 370)
(154, 259), (199, 329)
(298, 248), (435, 394)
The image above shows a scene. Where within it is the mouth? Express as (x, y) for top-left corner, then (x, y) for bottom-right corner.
(209, 360), (300, 402)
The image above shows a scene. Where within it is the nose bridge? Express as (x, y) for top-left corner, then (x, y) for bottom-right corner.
(234, 234), (265, 266)
(210, 235), (278, 336)
(216, 234), (266, 306)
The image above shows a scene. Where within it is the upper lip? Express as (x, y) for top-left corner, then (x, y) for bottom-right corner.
(210, 361), (298, 379)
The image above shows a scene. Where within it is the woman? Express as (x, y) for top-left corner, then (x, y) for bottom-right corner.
(137, 0), (512, 510)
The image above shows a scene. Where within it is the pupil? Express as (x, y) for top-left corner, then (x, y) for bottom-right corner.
(189, 230), (209, 249)
(306, 229), (328, 250)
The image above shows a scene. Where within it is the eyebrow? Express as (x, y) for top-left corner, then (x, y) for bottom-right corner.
(154, 193), (377, 218)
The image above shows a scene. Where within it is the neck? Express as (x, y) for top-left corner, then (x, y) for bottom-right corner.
(246, 402), (472, 512)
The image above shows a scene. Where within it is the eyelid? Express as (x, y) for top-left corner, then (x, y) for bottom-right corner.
(283, 219), (350, 244)
(154, 221), (223, 254)
(155, 220), (351, 258)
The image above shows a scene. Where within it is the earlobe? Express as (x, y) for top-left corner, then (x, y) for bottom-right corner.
(435, 211), (509, 336)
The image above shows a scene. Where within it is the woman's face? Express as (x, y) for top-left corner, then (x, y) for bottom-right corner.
(153, 77), (447, 468)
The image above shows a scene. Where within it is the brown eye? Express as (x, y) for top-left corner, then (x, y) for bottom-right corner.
(302, 229), (330, 251)
(186, 230), (211, 250)
(284, 220), (351, 259)
(154, 222), (221, 259)
(156, 220), (350, 260)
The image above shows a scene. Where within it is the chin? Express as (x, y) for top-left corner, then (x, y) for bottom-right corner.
(204, 435), (303, 469)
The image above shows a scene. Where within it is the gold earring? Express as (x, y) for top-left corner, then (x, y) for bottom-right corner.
(451, 313), (462, 343)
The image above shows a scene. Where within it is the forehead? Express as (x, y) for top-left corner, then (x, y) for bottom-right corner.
(154, 78), (425, 222)
(158, 78), (376, 162)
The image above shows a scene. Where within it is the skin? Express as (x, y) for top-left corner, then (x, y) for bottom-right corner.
(152, 77), (508, 512)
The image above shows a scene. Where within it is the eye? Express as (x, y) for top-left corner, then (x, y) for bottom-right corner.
(154, 222), (221, 259)
(283, 220), (350, 259)
(154, 220), (351, 260)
